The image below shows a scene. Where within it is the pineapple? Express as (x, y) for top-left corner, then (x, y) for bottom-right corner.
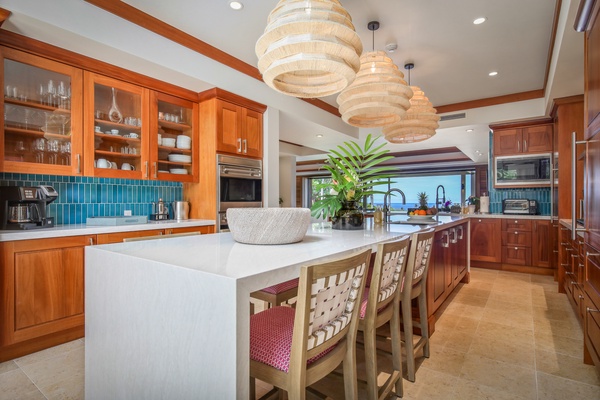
(417, 192), (429, 211)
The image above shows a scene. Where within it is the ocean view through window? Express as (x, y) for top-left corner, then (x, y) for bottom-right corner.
(306, 172), (474, 213)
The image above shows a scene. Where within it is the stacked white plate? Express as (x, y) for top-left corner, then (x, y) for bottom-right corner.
(176, 135), (191, 149)
(168, 154), (192, 163)
(169, 168), (188, 174)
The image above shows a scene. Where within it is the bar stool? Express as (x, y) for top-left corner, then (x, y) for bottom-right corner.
(358, 235), (410, 400)
(250, 278), (299, 310)
(249, 249), (371, 400)
(401, 228), (435, 382)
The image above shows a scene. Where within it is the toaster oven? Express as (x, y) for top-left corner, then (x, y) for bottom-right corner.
(502, 199), (538, 215)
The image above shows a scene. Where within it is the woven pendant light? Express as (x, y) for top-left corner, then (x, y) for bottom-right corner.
(255, 0), (362, 98)
(337, 22), (413, 127)
(383, 64), (440, 143)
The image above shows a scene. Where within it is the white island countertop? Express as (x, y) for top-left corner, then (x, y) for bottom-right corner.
(84, 217), (469, 399)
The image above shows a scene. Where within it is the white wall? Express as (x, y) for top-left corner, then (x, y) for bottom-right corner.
(278, 156), (296, 207)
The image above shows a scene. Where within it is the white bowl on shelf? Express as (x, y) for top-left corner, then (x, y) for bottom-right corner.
(169, 168), (188, 174)
(176, 135), (191, 149)
(167, 154), (192, 163)
(162, 138), (176, 147)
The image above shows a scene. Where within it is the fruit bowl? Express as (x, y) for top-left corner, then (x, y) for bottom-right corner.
(408, 214), (436, 221)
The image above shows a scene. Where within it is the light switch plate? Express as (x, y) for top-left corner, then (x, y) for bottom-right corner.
(124, 210), (132, 217)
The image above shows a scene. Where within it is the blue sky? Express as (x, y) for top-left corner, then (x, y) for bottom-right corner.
(370, 174), (472, 208)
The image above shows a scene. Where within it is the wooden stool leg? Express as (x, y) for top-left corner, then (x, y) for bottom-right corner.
(402, 299), (416, 382)
(343, 343), (359, 400)
(390, 307), (403, 397)
(418, 292), (430, 358)
(250, 377), (256, 400)
(363, 326), (378, 400)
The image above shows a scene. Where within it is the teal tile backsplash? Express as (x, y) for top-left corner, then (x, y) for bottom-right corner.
(0, 173), (183, 224)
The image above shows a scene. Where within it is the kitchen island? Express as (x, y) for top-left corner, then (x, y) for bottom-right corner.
(84, 216), (467, 399)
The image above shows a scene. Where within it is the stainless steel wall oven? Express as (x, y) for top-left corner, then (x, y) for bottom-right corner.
(217, 155), (262, 231)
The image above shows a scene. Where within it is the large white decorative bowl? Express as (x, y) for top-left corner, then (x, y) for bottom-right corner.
(226, 208), (311, 245)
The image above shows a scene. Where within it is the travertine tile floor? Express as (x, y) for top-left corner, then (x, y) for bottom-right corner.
(1, 268), (599, 399)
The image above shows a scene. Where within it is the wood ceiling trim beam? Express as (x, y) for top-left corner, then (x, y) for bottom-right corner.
(0, 30), (199, 100)
(83, 0), (340, 116)
(0, 8), (11, 28)
(435, 89), (545, 114)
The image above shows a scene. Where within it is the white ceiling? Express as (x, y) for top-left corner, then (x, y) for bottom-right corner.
(120, 0), (582, 164)
(1, 0), (585, 165)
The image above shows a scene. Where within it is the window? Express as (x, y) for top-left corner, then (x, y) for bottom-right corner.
(305, 171), (475, 211)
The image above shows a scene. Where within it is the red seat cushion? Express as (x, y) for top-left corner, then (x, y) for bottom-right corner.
(259, 278), (299, 294)
(250, 306), (335, 372)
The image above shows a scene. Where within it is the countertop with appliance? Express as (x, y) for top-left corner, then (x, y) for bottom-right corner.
(0, 219), (216, 242)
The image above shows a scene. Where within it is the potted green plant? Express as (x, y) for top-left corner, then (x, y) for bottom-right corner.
(467, 195), (479, 214)
(310, 134), (397, 230)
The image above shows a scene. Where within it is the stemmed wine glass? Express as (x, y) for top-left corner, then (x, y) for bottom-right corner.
(32, 138), (46, 163)
(47, 139), (59, 164)
(14, 140), (26, 162)
(60, 142), (71, 165)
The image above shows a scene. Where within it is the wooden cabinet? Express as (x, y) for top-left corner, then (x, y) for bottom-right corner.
(501, 219), (532, 266)
(1, 47), (84, 175)
(1, 46), (199, 184)
(584, 248), (600, 368)
(492, 123), (553, 156)
(84, 72), (149, 179)
(199, 88), (266, 160)
(215, 98), (263, 158)
(96, 225), (215, 244)
(427, 221), (469, 331)
(186, 89), (266, 221)
(532, 220), (552, 268)
(470, 218), (501, 263)
(151, 91), (199, 182)
(0, 235), (92, 362)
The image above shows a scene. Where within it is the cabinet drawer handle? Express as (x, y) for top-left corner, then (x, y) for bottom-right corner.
(237, 138), (242, 153)
(450, 228), (457, 243)
(517, 141), (520, 152)
(88, 237), (94, 246)
(524, 139), (527, 152)
(457, 225), (464, 240)
(570, 281), (577, 285)
(442, 231), (450, 248)
(587, 307), (600, 313)
(76, 154), (81, 174)
(153, 162), (157, 179)
(144, 161), (149, 178)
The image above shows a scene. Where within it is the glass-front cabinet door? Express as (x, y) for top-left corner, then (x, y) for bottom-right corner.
(83, 72), (149, 178)
(1, 48), (83, 175)
(150, 92), (198, 182)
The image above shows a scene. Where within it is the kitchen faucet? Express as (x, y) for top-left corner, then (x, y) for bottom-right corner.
(383, 188), (406, 223)
(436, 185), (446, 209)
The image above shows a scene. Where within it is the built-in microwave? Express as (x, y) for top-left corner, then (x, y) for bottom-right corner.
(494, 153), (552, 187)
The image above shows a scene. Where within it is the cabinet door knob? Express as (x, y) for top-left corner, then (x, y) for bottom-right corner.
(478, 219), (482, 222)
(515, 231), (518, 235)
(514, 247), (518, 250)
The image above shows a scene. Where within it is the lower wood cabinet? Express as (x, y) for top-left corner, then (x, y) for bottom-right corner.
(0, 224), (215, 362)
(471, 217), (551, 274)
(427, 221), (469, 332)
(470, 218), (501, 263)
(0, 235), (92, 362)
(584, 247), (600, 370)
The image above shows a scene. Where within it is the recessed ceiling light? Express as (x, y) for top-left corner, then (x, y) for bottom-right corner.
(473, 17), (487, 25)
(488, 71), (498, 76)
(229, 1), (243, 10)
(466, 129), (474, 132)
(316, 134), (323, 138)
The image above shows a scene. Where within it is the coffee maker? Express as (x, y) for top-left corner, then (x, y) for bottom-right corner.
(0, 185), (58, 230)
